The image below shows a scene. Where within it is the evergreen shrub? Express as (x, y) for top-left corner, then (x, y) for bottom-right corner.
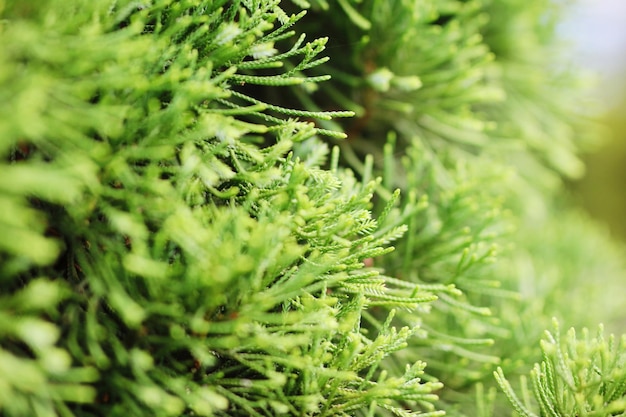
(1, 0), (625, 416)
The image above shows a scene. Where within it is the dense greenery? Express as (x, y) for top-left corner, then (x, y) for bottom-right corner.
(1, 0), (624, 416)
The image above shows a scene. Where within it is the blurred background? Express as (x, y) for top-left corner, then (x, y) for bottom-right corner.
(561, 0), (626, 241)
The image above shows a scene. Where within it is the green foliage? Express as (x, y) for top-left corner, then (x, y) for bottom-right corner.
(495, 319), (626, 417)
(1, 0), (625, 416)
(0, 1), (441, 415)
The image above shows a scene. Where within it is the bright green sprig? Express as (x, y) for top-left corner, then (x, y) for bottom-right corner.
(231, 73), (331, 85)
(495, 319), (626, 417)
(230, 90), (354, 120)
